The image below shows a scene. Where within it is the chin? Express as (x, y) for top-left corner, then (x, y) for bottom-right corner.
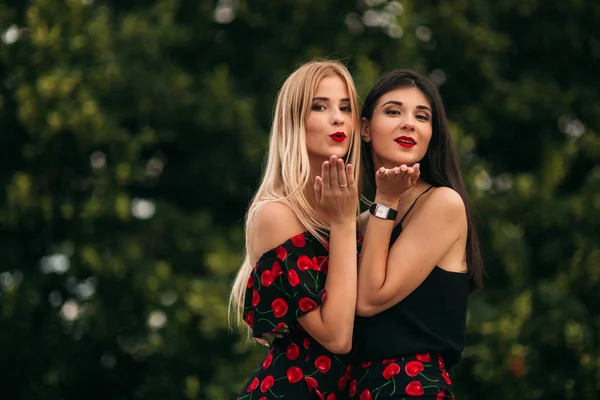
(326, 145), (351, 158)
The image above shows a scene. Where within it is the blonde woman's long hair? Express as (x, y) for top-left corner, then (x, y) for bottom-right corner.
(228, 60), (362, 333)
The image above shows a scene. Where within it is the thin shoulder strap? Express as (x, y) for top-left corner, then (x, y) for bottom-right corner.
(389, 186), (435, 247)
(399, 186), (435, 224)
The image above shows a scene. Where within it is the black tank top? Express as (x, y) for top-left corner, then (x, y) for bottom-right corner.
(353, 187), (469, 368)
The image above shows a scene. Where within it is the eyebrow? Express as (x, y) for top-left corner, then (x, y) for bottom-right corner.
(312, 97), (351, 102)
(381, 100), (432, 113)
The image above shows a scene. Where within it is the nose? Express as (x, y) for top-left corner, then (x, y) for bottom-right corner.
(331, 108), (344, 126)
(400, 115), (416, 131)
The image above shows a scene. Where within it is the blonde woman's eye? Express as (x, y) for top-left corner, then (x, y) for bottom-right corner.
(311, 104), (326, 111)
(340, 106), (352, 112)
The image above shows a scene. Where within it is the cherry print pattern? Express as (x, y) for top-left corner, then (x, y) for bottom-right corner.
(344, 354), (455, 399)
(237, 231), (363, 399)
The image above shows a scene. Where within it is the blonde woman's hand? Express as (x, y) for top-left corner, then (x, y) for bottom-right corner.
(375, 163), (420, 204)
(314, 156), (358, 225)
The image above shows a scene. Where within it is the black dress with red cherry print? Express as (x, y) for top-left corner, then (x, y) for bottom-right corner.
(344, 206), (470, 400)
(237, 230), (361, 400)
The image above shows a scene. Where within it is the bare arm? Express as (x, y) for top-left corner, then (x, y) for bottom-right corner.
(298, 220), (356, 353)
(357, 187), (467, 316)
(252, 157), (358, 353)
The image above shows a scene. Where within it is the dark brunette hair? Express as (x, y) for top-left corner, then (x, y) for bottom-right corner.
(361, 69), (483, 291)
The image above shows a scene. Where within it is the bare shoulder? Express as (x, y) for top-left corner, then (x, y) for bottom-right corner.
(418, 186), (466, 221)
(250, 201), (306, 261)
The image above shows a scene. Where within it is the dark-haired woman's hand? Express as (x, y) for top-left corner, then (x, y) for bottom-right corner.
(374, 163), (420, 205)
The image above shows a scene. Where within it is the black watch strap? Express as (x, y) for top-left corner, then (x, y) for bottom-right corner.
(369, 203), (398, 220)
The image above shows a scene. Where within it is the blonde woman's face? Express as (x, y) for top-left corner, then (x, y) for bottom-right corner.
(305, 75), (354, 163)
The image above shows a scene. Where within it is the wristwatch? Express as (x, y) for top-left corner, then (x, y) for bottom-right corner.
(369, 203), (398, 221)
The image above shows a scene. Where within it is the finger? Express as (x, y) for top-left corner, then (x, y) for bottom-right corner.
(314, 176), (323, 202)
(346, 164), (356, 189)
(337, 159), (348, 188)
(376, 167), (386, 180)
(255, 338), (270, 347)
(329, 156), (340, 189)
(321, 161), (330, 187)
(412, 164), (421, 185)
(385, 167), (399, 178)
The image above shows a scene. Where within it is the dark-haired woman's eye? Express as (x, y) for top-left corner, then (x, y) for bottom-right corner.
(416, 114), (429, 121)
(385, 109), (400, 116)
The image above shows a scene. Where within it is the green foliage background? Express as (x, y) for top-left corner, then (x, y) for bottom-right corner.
(1, 1), (598, 399)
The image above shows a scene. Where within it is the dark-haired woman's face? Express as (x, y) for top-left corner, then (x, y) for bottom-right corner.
(362, 86), (432, 169)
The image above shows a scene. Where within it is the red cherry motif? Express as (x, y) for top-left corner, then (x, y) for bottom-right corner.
(437, 391), (445, 400)
(315, 390), (324, 400)
(405, 361), (424, 377)
(348, 379), (357, 397)
(261, 269), (275, 287)
(286, 343), (300, 360)
(416, 353), (431, 362)
(275, 245), (287, 261)
(337, 376), (348, 391)
(344, 364), (353, 378)
(291, 233), (306, 247)
(299, 297), (318, 312)
(310, 257), (322, 271)
(303, 337), (310, 349)
(260, 375), (274, 393)
(263, 351), (273, 368)
(361, 361), (372, 368)
(316, 256), (328, 272)
(406, 381), (424, 396)
(273, 322), (287, 332)
(260, 397), (267, 400)
(246, 275), (254, 288)
(297, 255), (313, 271)
(382, 363), (401, 380)
(252, 289), (260, 307)
(271, 298), (288, 318)
(314, 355), (332, 373)
(305, 376), (318, 391)
(327, 393), (336, 400)
(442, 370), (452, 385)
(247, 377), (259, 392)
(244, 310), (253, 328)
(360, 389), (373, 400)
(382, 358), (397, 364)
(438, 354), (445, 370)
(287, 366), (303, 383)
(272, 261), (283, 277)
(288, 269), (300, 287)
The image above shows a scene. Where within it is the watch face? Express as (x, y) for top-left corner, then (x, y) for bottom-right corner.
(374, 204), (389, 219)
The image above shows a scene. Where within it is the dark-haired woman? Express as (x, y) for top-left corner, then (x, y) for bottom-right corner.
(344, 69), (484, 399)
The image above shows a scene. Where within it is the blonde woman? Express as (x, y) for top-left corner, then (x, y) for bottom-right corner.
(230, 60), (362, 400)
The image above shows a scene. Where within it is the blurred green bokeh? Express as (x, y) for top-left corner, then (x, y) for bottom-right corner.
(0, 1), (598, 399)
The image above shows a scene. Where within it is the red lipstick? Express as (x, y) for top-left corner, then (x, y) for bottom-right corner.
(329, 131), (346, 143)
(395, 136), (416, 148)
